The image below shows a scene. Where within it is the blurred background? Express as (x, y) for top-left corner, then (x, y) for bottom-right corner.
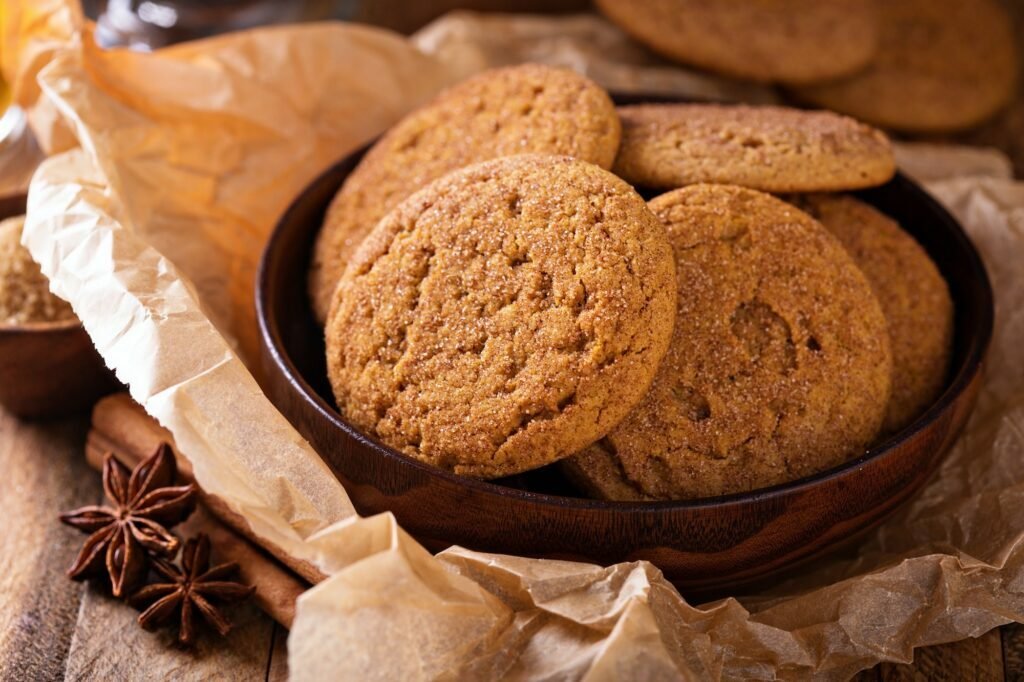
(84, 0), (590, 44)
(74, 0), (1024, 177)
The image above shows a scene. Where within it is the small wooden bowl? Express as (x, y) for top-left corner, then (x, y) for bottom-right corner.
(0, 195), (120, 418)
(257, 151), (992, 595)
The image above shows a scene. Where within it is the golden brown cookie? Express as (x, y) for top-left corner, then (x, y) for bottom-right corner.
(794, 0), (1017, 133)
(613, 104), (895, 193)
(563, 439), (654, 502)
(566, 184), (892, 501)
(325, 155), (677, 479)
(309, 63), (621, 323)
(792, 194), (953, 434)
(594, 0), (878, 84)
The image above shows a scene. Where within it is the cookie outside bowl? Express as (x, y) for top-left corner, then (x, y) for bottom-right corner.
(256, 133), (991, 596)
(0, 196), (120, 418)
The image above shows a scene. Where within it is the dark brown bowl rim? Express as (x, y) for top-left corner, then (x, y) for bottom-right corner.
(0, 318), (82, 333)
(257, 161), (993, 515)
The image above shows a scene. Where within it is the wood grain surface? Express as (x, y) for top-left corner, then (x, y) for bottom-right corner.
(0, 322), (119, 419)
(0, 408), (287, 681)
(0, 411), (93, 680)
(1, 402), (1020, 680)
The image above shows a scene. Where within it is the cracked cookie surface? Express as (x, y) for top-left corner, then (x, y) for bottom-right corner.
(792, 194), (953, 434)
(612, 104), (894, 193)
(308, 63), (621, 323)
(566, 184), (891, 500)
(325, 155), (676, 479)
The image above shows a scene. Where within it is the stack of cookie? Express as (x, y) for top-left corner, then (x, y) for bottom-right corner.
(310, 63), (952, 501)
(595, 0), (1018, 134)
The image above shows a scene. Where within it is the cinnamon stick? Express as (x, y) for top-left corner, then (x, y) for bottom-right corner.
(86, 393), (314, 627)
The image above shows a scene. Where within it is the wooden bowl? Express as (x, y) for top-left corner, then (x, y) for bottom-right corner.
(256, 151), (992, 595)
(0, 195), (120, 418)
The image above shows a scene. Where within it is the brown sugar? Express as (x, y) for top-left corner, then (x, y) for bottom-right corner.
(0, 216), (74, 326)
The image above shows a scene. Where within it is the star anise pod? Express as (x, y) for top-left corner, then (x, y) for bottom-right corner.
(59, 443), (197, 597)
(130, 533), (255, 646)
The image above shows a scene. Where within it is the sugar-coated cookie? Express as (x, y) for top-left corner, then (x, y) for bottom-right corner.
(309, 64), (621, 323)
(613, 104), (894, 192)
(325, 155), (676, 479)
(793, 194), (953, 433)
(566, 184), (891, 500)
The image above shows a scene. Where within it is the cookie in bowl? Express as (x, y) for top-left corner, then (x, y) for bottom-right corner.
(792, 194), (954, 434)
(565, 184), (893, 500)
(308, 63), (621, 323)
(612, 104), (895, 193)
(258, 108), (991, 589)
(324, 154), (677, 479)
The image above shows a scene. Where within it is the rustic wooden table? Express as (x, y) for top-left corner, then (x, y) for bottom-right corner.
(0, 408), (289, 680)
(0, 405), (1018, 680)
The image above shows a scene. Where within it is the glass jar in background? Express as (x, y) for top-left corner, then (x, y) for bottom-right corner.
(89, 0), (593, 46)
(0, 5), (45, 198)
(93, 0), (349, 50)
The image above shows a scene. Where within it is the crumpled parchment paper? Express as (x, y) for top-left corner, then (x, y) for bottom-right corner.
(8, 5), (1024, 679)
(411, 11), (779, 106)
